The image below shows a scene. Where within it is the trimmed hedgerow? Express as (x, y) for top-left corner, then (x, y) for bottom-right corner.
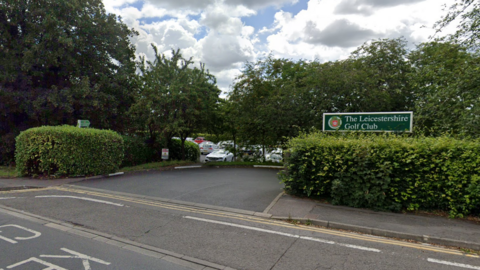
(280, 132), (480, 217)
(121, 135), (155, 167)
(15, 125), (123, 177)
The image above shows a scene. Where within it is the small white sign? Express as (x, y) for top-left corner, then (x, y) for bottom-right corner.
(161, 148), (169, 160)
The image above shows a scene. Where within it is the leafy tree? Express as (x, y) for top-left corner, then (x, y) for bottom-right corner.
(229, 57), (312, 157)
(434, 0), (480, 49)
(131, 45), (220, 160)
(348, 38), (413, 111)
(409, 41), (480, 136)
(0, 0), (138, 164)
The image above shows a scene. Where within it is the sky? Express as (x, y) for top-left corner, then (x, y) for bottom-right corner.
(102, 0), (457, 95)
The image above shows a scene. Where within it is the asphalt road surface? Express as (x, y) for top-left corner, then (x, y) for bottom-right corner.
(0, 211), (197, 270)
(74, 168), (284, 212)
(1, 185), (480, 270)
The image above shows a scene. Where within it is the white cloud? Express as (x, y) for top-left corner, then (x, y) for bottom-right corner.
(102, 0), (458, 93)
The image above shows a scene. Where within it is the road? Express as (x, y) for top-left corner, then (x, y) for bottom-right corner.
(1, 181), (480, 269)
(0, 211), (200, 270)
(1, 168), (480, 270)
(74, 168), (284, 212)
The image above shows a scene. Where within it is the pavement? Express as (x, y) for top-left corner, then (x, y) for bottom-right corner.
(1, 170), (480, 251)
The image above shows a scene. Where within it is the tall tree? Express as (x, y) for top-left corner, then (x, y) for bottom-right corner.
(408, 41), (480, 136)
(0, 0), (138, 164)
(434, 0), (480, 49)
(131, 45), (220, 160)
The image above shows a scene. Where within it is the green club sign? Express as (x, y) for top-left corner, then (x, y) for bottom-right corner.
(323, 112), (413, 132)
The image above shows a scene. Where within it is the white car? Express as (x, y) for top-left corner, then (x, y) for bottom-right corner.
(217, 140), (234, 149)
(265, 148), (283, 162)
(199, 141), (218, 155)
(205, 149), (234, 162)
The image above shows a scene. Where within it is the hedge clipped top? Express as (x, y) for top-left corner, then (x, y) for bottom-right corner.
(16, 125), (123, 177)
(282, 132), (480, 218)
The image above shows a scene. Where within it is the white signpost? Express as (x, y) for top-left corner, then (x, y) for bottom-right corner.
(161, 149), (169, 160)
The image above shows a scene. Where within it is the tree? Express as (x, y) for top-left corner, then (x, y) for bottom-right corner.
(434, 0), (480, 49)
(131, 45), (220, 160)
(408, 41), (480, 136)
(229, 57), (313, 157)
(0, 0), (138, 164)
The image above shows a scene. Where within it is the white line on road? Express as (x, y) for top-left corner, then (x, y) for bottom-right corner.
(175, 165), (202, 169)
(0, 197), (16, 200)
(35, 195), (124, 207)
(428, 258), (480, 269)
(184, 216), (381, 253)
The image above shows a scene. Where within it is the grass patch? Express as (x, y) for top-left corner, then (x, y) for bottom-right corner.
(204, 161), (284, 167)
(120, 160), (196, 172)
(0, 166), (17, 178)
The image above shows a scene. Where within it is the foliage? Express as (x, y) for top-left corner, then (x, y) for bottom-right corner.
(281, 132), (480, 217)
(0, 0), (138, 165)
(434, 0), (480, 49)
(130, 45), (220, 160)
(121, 135), (156, 167)
(408, 41), (480, 136)
(0, 166), (16, 178)
(168, 139), (200, 162)
(15, 126), (123, 177)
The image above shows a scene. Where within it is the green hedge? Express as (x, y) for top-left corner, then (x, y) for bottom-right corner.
(280, 132), (480, 217)
(168, 139), (200, 162)
(121, 135), (156, 167)
(15, 126), (123, 177)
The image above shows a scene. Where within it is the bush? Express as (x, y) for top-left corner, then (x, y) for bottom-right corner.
(280, 132), (480, 217)
(121, 135), (155, 167)
(15, 125), (123, 177)
(168, 139), (200, 162)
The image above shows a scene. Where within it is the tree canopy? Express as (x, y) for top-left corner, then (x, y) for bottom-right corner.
(0, 0), (138, 164)
(130, 45), (220, 159)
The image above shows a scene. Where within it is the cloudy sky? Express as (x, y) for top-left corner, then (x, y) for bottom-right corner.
(102, 0), (457, 94)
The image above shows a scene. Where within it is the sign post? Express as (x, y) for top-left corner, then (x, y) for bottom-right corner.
(77, 120), (90, 128)
(323, 112), (413, 132)
(161, 149), (169, 160)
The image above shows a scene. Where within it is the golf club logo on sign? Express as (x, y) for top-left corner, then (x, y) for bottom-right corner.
(328, 116), (342, 129)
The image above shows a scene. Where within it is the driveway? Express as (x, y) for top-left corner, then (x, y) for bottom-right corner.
(73, 168), (284, 212)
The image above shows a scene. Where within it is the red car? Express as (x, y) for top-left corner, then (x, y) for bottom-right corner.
(194, 137), (206, 144)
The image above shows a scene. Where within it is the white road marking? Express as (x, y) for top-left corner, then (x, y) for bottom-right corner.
(41, 248), (110, 270)
(184, 216), (381, 253)
(0, 197), (16, 200)
(0, 225), (42, 244)
(35, 195), (124, 207)
(428, 258), (480, 269)
(175, 165), (202, 169)
(6, 257), (68, 269)
(339, 244), (382, 252)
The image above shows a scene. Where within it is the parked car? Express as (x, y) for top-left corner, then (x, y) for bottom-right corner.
(186, 137), (195, 143)
(199, 141), (218, 155)
(205, 149), (234, 162)
(266, 148), (283, 162)
(194, 137), (206, 144)
(217, 140), (234, 149)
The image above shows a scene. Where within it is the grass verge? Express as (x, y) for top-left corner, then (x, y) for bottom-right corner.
(204, 161), (284, 167)
(120, 160), (197, 172)
(0, 166), (17, 178)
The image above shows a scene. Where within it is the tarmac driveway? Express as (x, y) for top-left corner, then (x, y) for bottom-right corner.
(73, 168), (284, 212)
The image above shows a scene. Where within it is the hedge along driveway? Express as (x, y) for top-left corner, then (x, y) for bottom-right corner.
(15, 125), (123, 177)
(73, 168), (284, 212)
(281, 132), (480, 218)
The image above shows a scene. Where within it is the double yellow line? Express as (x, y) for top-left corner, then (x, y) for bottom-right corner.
(2, 186), (479, 258)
